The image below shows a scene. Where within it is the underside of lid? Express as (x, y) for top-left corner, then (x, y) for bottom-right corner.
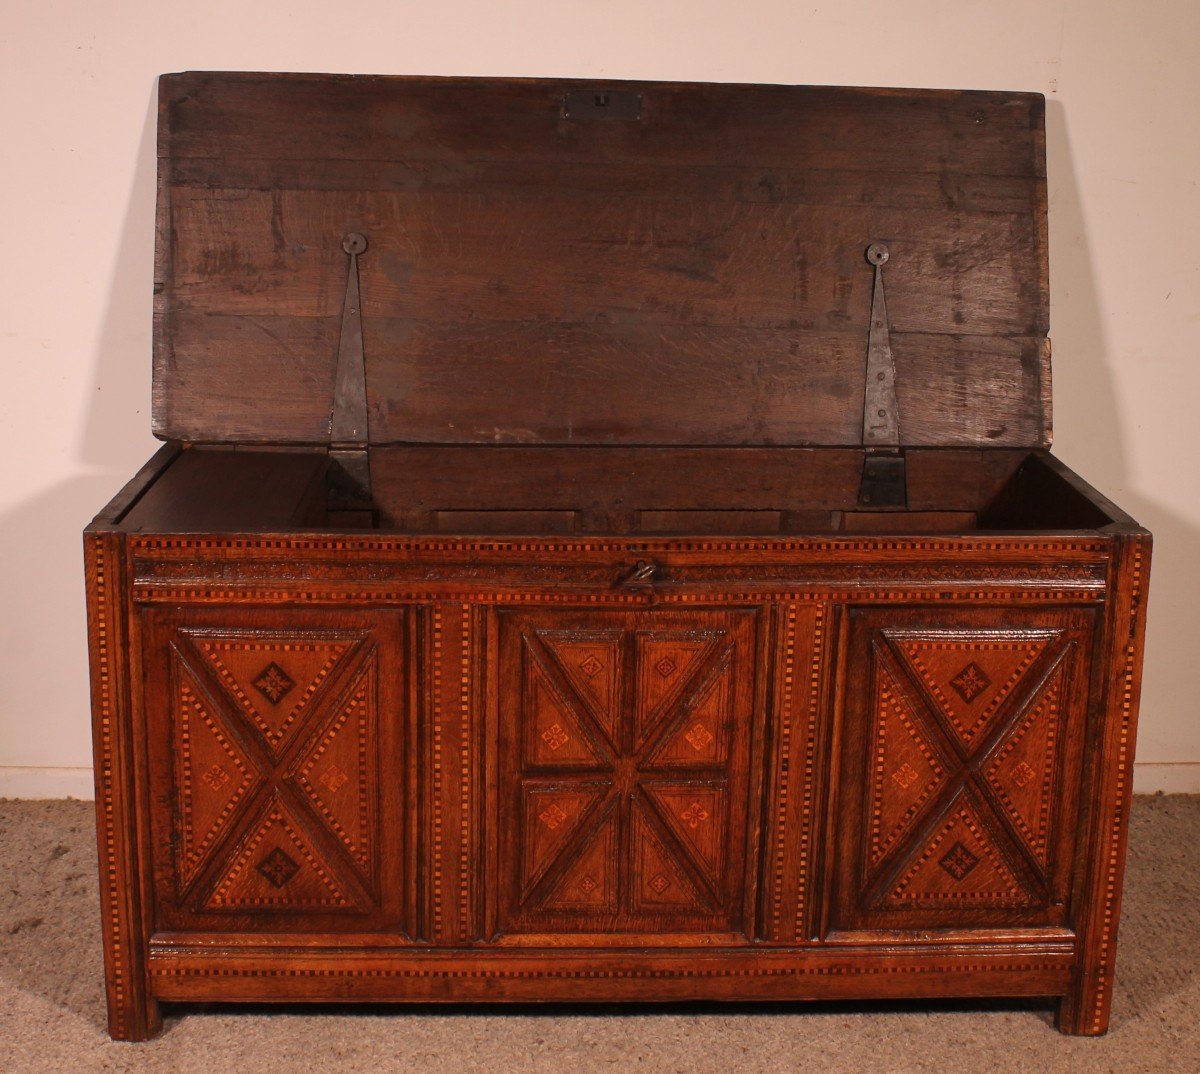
(152, 72), (1051, 449)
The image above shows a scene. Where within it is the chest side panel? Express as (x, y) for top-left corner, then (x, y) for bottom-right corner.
(141, 606), (412, 934)
(829, 604), (1097, 935)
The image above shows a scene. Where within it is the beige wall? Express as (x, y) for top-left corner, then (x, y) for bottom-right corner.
(1, 0), (1196, 796)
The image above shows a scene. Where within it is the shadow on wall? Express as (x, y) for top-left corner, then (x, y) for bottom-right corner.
(1046, 101), (1191, 772)
(0, 475), (138, 767)
(78, 78), (160, 470)
(0, 81), (160, 778)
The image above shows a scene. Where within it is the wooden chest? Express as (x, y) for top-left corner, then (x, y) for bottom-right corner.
(85, 72), (1151, 1040)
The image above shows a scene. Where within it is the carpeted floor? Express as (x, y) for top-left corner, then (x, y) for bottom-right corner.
(0, 796), (1196, 1073)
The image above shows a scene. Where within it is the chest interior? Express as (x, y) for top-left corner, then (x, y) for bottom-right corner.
(117, 444), (1113, 535)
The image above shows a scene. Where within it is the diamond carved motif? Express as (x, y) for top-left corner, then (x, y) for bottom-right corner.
(938, 841), (980, 881)
(541, 723), (570, 751)
(655, 656), (678, 678)
(891, 762), (919, 790)
(949, 662), (992, 704)
(256, 847), (300, 888)
(1011, 761), (1037, 788)
(578, 875), (598, 894)
(200, 763), (230, 791)
(579, 655), (604, 678)
(319, 764), (349, 794)
(539, 804), (568, 830)
(648, 873), (671, 894)
(680, 801), (711, 829)
(684, 722), (714, 752)
(252, 662), (296, 705)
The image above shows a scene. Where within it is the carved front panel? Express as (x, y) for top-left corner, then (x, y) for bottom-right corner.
(143, 608), (409, 932)
(832, 607), (1095, 933)
(496, 607), (761, 938)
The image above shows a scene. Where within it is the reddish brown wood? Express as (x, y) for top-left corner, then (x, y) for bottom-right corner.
(493, 607), (761, 939)
(147, 943), (1076, 1003)
(83, 72), (1152, 1041)
(1056, 532), (1152, 1034)
(87, 527), (1148, 1038)
(84, 532), (161, 1040)
(829, 605), (1096, 935)
(139, 605), (410, 934)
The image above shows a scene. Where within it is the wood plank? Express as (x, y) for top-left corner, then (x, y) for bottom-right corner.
(162, 75), (1044, 178)
(111, 445), (1139, 536)
(165, 188), (1042, 336)
(167, 157), (1043, 215)
(158, 315), (1046, 447)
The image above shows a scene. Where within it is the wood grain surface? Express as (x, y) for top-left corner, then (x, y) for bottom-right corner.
(153, 74), (1050, 448)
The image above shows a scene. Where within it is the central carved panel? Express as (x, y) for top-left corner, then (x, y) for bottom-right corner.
(498, 608), (758, 936)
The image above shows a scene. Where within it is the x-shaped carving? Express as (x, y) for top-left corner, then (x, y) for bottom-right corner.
(860, 629), (1069, 909)
(170, 630), (375, 909)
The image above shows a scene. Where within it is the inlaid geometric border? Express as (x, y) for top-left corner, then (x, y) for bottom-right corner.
(898, 638), (1046, 748)
(295, 661), (376, 872)
(1084, 540), (1149, 1033)
(429, 603), (475, 944)
(193, 637), (349, 752)
(838, 612), (1088, 930)
(984, 671), (1064, 866)
(173, 672), (258, 889)
(767, 603), (827, 942)
(130, 535), (1110, 557)
(206, 798), (351, 910)
(134, 586), (1105, 607)
(84, 537), (154, 1041)
(883, 797), (1029, 908)
(866, 673), (947, 866)
(147, 952), (1072, 986)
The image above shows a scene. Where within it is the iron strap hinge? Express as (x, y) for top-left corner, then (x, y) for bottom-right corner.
(328, 232), (373, 509)
(859, 242), (906, 508)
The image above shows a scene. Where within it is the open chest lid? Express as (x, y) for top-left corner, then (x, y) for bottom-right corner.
(154, 72), (1051, 450)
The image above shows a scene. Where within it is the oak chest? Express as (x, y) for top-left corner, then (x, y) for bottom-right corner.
(85, 72), (1151, 1039)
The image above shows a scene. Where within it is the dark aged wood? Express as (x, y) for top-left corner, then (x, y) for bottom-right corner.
(85, 72), (1150, 1041)
(154, 73), (1051, 449)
